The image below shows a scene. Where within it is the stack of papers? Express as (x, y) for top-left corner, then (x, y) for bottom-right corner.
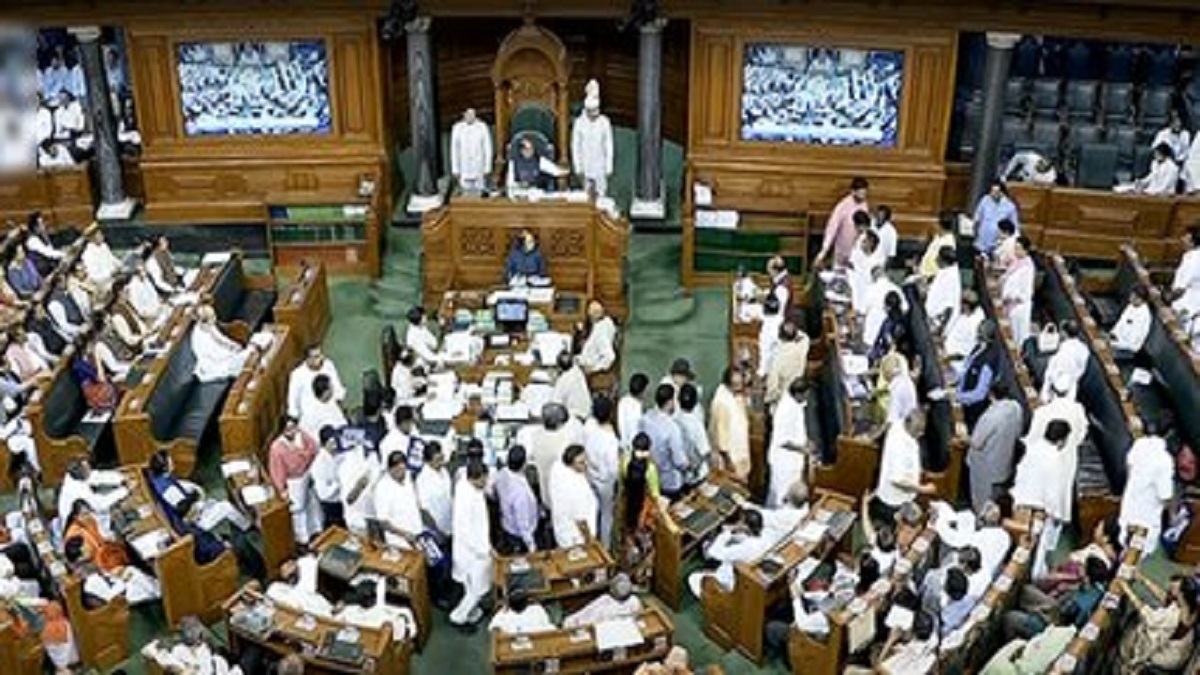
(222, 459), (253, 478)
(594, 618), (645, 651)
(241, 485), (270, 507)
(132, 528), (171, 560)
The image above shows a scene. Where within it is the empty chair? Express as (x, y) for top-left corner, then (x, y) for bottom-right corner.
(1144, 47), (1178, 88)
(1004, 78), (1029, 116)
(1109, 124), (1138, 168)
(1132, 144), (1155, 179)
(1065, 81), (1099, 122)
(959, 99), (984, 157)
(1067, 123), (1103, 152)
(1102, 82), (1135, 124)
(1076, 143), (1119, 189)
(1140, 87), (1174, 129)
(1030, 78), (1063, 119)
(1102, 43), (1135, 83)
(1000, 116), (1031, 157)
(1065, 41), (1100, 81)
(1012, 36), (1042, 79)
(1031, 119), (1063, 149)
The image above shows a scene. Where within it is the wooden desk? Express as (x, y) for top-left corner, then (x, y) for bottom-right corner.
(1009, 183), (1199, 262)
(651, 473), (749, 610)
(221, 454), (294, 581)
(0, 165), (95, 226)
(1048, 526), (1148, 675)
(0, 619), (43, 675)
(788, 524), (938, 675)
(421, 200), (629, 321)
(224, 586), (408, 675)
(309, 527), (432, 649)
(491, 604), (674, 675)
(495, 537), (615, 609)
(274, 261), (332, 352)
(702, 492), (857, 663)
(219, 324), (297, 461)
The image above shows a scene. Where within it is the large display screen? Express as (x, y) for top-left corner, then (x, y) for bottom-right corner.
(177, 39), (331, 137)
(741, 44), (904, 147)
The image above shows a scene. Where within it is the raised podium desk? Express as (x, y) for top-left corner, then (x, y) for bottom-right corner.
(421, 199), (629, 321)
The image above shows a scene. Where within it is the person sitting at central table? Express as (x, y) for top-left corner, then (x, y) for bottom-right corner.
(505, 229), (547, 282)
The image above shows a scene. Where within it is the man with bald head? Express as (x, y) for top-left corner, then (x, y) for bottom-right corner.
(563, 572), (644, 627)
(577, 300), (617, 374)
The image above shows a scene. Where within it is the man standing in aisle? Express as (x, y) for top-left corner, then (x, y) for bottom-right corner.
(813, 177), (869, 269)
(450, 108), (493, 193)
(571, 79), (614, 198)
(450, 461), (492, 628)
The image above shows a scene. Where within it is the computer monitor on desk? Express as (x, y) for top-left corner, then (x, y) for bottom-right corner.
(495, 297), (529, 333)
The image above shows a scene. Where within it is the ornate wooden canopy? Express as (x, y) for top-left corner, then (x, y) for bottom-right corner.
(491, 19), (572, 177)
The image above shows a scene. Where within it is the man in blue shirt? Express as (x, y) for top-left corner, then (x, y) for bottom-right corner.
(505, 229), (547, 281)
(973, 181), (1020, 255)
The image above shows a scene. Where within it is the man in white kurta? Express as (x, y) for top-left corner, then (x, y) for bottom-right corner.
(1001, 239), (1035, 347)
(450, 464), (492, 626)
(81, 227), (123, 291)
(583, 400), (620, 548)
(926, 250), (962, 332)
(1133, 144), (1180, 196)
(848, 227), (886, 313)
(944, 291), (985, 362)
(571, 80), (614, 197)
(1118, 435), (1175, 555)
(338, 446), (383, 535)
(563, 573), (643, 628)
(1012, 418), (1078, 576)
(450, 108), (493, 192)
(1111, 289), (1152, 354)
(405, 307), (441, 369)
(768, 380), (809, 508)
(862, 266), (907, 348)
(552, 353), (592, 421)
(1040, 324), (1090, 403)
(577, 301), (617, 373)
(373, 453), (423, 548)
(1171, 229), (1200, 317)
(415, 443), (453, 538)
(488, 593), (555, 635)
(191, 307), (257, 382)
(287, 345), (346, 418)
(549, 447), (599, 548)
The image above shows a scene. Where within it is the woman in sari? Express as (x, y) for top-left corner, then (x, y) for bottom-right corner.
(618, 432), (661, 585)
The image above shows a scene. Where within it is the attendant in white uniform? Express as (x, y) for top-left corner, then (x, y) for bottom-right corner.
(450, 462), (492, 627)
(450, 108), (493, 192)
(405, 306), (441, 369)
(925, 246), (962, 332)
(1170, 227), (1200, 318)
(577, 301), (617, 374)
(583, 396), (620, 548)
(563, 573), (643, 628)
(571, 80), (614, 197)
(549, 445), (599, 548)
(488, 589), (554, 635)
(1000, 236), (1035, 347)
(1111, 286), (1152, 356)
(415, 442), (453, 539)
(190, 305), (258, 382)
(374, 451), (423, 548)
(552, 351), (591, 421)
(1118, 434), (1175, 555)
(767, 379), (810, 508)
(1039, 320), (1090, 403)
(286, 344), (345, 419)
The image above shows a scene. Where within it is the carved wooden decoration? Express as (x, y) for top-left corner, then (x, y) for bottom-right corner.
(492, 20), (572, 178)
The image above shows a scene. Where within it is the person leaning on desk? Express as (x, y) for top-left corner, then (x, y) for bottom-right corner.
(506, 229), (547, 282)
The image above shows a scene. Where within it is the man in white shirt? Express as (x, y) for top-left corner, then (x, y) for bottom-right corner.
(885, 355), (918, 425)
(311, 427), (344, 528)
(1170, 227), (1200, 318)
(571, 80), (614, 197)
(943, 290), (985, 363)
(687, 509), (771, 596)
(757, 293), (785, 379)
(1132, 142), (1180, 196)
(552, 351), (592, 421)
(451, 462), (492, 627)
(563, 573), (643, 628)
(298, 374), (349, 438)
(849, 224), (886, 313)
(1110, 286), (1152, 356)
(287, 344), (346, 418)
(1118, 433), (1175, 555)
(488, 589), (555, 635)
(379, 405), (416, 468)
(1003, 150), (1058, 185)
(405, 306), (441, 369)
(335, 577), (418, 644)
(190, 305), (259, 382)
(145, 617), (242, 675)
(81, 225), (122, 291)
(863, 266), (906, 348)
(925, 247), (962, 332)
(338, 444), (383, 535)
(873, 411), (935, 522)
(58, 460), (128, 529)
(549, 445), (599, 548)
(1011, 420), (1077, 571)
(374, 451), (423, 548)
(1151, 112), (1191, 167)
(617, 373), (648, 449)
(450, 108), (493, 192)
(415, 442), (453, 539)
(874, 205), (898, 263)
(583, 396), (620, 548)
(577, 301), (617, 374)
(128, 261), (170, 328)
(768, 379), (810, 508)
(1039, 320), (1090, 403)
(527, 403), (584, 502)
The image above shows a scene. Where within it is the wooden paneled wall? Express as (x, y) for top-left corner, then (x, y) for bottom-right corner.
(124, 12), (390, 223)
(387, 18), (689, 156)
(687, 16), (958, 237)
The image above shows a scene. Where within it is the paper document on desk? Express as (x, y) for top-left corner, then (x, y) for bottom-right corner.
(527, 287), (555, 305)
(847, 607), (876, 653)
(594, 618), (645, 651)
(132, 529), (171, 560)
(201, 252), (232, 266)
(82, 409), (112, 424)
(241, 485), (270, 507)
(795, 521), (829, 543)
(695, 209), (739, 230)
(221, 459), (253, 478)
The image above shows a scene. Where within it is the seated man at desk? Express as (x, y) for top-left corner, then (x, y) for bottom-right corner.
(488, 587), (555, 635)
(507, 136), (567, 193)
(505, 229), (547, 282)
(577, 300), (617, 374)
(563, 572), (643, 628)
(686, 508), (770, 597)
(142, 616), (243, 675)
(336, 577), (419, 643)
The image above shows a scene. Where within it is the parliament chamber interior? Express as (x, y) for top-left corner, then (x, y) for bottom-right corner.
(3, 1), (1200, 673)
